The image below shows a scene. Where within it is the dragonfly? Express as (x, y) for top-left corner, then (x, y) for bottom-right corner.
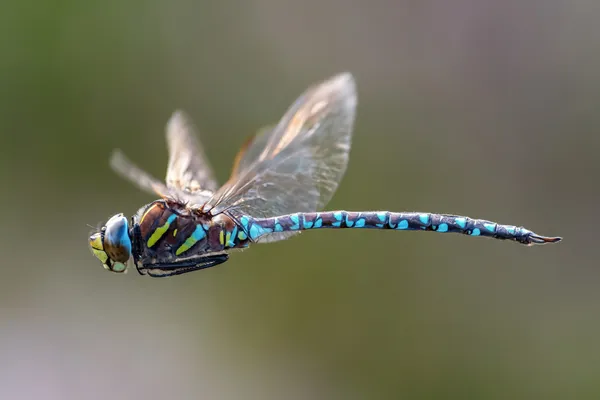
(89, 73), (561, 277)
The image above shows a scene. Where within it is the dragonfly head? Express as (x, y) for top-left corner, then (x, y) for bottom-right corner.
(89, 213), (132, 273)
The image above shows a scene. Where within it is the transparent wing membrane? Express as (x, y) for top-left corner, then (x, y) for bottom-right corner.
(165, 110), (219, 194)
(227, 125), (274, 181)
(110, 149), (169, 196)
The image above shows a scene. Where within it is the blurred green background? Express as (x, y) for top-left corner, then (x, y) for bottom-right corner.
(0, 1), (597, 399)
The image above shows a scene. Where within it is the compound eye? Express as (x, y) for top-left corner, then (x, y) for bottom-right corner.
(103, 214), (132, 264)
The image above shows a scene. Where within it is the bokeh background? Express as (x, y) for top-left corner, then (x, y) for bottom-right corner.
(1, 1), (598, 399)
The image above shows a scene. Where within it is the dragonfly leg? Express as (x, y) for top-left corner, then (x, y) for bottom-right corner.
(136, 254), (229, 277)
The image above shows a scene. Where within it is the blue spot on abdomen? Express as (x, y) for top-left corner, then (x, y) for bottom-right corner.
(289, 214), (300, 230)
(274, 219), (283, 232)
(332, 212), (343, 227)
(345, 214), (354, 227)
(313, 217), (323, 228)
(303, 216), (314, 229)
(484, 223), (496, 232)
(249, 224), (263, 240)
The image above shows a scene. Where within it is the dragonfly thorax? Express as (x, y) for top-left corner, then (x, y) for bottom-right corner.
(126, 200), (247, 277)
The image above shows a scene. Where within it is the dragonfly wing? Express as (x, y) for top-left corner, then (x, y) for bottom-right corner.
(165, 110), (219, 195)
(205, 73), (357, 242)
(226, 125), (301, 244)
(252, 230), (302, 243)
(110, 149), (170, 196)
(227, 125), (274, 180)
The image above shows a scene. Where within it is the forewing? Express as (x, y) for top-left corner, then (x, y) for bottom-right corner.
(204, 73), (357, 232)
(165, 110), (219, 194)
(227, 125), (274, 180)
(110, 149), (170, 196)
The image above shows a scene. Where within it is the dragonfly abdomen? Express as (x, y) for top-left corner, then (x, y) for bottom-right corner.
(249, 211), (561, 246)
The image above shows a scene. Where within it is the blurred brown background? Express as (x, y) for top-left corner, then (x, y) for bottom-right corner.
(0, 0), (597, 399)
